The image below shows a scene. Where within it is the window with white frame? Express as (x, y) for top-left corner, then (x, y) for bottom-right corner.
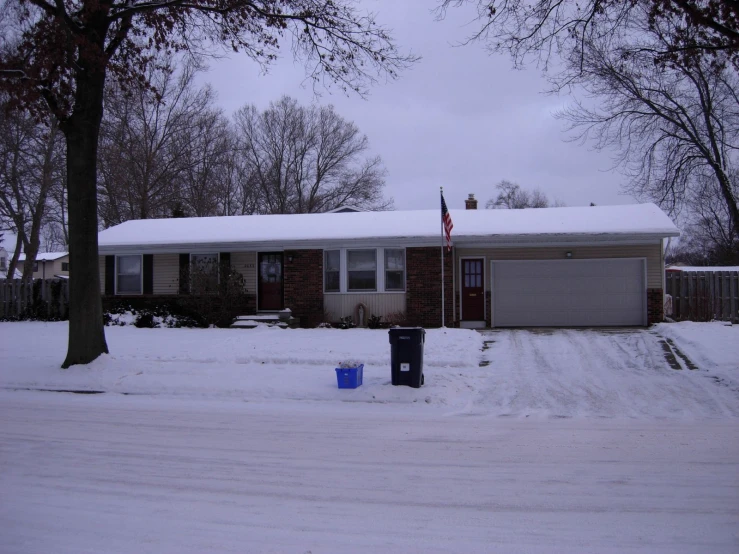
(347, 249), (377, 291)
(324, 250), (340, 292)
(384, 249), (405, 291)
(324, 248), (406, 293)
(190, 253), (219, 293)
(116, 255), (142, 294)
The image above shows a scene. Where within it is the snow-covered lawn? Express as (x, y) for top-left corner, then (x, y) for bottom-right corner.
(0, 321), (736, 418)
(0, 321), (737, 552)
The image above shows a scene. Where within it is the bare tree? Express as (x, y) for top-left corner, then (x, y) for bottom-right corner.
(98, 60), (217, 226)
(233, 96), (392, 214)
(0, 0), (413, 367)
(680, 172), (739, 263)
(176, 106), (234, 217)
(486, 179), (563, 209)
(557, 10), (739, 241)
(437, 1), (739, 68)
(0, 100), (64, 279)
(42, 173), (69, 252)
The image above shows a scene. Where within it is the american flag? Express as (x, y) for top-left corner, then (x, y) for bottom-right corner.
(441, 191), (453, 252)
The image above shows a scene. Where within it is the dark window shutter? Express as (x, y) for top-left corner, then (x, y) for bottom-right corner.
(179, 253), (190, 294)
(105, 256), (115, 295)
(219, 252), (231, 272)
(143, 254), (154, 295)
(219, 252), (231, 294)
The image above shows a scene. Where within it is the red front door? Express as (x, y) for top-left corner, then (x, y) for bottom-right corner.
(462, 258), (485, 321)
(258, 253), (284, 310)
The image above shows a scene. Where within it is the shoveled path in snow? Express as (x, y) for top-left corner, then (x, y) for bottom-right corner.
(1, 391), (737, 554)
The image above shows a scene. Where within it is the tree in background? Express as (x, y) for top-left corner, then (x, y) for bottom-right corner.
(0, 99), (65, 279)
(233, 95), (392, 214)
(486, 180), (564, 209)
(42, 173), (68, 252)
(556, 5), (739, 251)
(438, 1), (739, 68)
(176, 103), (234, 217)
(440, 0), (738, 261)
(0, 0), (413, 367)
(97, 60), (219, 226)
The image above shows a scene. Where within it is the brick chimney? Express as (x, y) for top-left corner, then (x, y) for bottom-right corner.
(465, 193), (478, 210)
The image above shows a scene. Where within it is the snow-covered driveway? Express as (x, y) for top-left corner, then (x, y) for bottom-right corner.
(1, 391), (737, 554)
(474, 327), (739, 418)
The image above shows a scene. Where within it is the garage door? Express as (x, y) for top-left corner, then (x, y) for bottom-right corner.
(492, 258), (646, 327)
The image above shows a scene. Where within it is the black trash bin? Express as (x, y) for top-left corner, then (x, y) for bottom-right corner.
(389, 327), (425, 388)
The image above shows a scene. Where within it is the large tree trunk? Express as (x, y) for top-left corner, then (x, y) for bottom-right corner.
(61, 73), (108, 368)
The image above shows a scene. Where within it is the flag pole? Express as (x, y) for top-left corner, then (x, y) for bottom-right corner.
(440, 187), (445, 328)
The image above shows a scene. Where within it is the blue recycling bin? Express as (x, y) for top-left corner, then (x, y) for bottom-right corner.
(335, 364), (364, 389)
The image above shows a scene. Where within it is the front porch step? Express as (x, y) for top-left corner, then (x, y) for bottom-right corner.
(230, 314), (299, 329)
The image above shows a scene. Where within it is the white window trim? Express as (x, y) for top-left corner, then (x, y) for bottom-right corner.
(347, 248), (378, 292)
(324, 248), (406, 294)
(384, 248), (406, 292)
(115, 254), (143, 295)
(324, 250), (341, 293)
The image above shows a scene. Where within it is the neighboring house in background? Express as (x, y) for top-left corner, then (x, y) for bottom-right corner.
(0, 247), (23, 279)
(18, 252), (70, 279)
(97, 199), (679, 328)
(327, 205), (363, 213)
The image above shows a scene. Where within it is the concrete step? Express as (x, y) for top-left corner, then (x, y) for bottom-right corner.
(230, 313), (293, 329)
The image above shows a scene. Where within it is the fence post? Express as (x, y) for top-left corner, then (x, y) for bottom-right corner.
(732, 273), (738, 324)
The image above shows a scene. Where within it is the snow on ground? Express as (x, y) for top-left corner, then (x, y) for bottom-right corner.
(654, 321), (738, 377)
(1, 392), (737, 554)
(1, 322), (738, 552)
(0, 322), (737, 418)
(472, 326), (739, 419)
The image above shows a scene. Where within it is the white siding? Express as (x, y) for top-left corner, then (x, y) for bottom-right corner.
(231, 251), (257, 294)
(153, 254), (179, 295)
(324, 293), (406, 322)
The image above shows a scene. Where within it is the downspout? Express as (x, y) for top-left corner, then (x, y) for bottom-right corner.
(661, 239), (666, 298)
(452, 247), (456, 327)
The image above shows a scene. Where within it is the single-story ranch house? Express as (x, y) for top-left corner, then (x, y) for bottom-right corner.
(19, 252), (70, 280)
(97, 198), (680, 328)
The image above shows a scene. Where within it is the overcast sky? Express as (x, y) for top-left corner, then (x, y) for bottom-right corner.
(198, 0), (633, 211)
(1, 1), (637, 252)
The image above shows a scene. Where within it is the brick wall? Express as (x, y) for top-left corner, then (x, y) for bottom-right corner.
(284, 249), (323, 328)
(406, 247), (454, 327)
(647, 288), (663, 324)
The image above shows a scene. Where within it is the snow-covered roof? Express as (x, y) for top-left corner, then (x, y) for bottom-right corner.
(18, 252), (68, 261)
(98, 203), (679, 252)
(327, 205), (363, 213)
(667, 266), (739, 272)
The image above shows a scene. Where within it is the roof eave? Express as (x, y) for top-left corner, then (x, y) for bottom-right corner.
(98, 230), (679, 254)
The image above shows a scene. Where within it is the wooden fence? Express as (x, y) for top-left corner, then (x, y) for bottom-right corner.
(665, 271), (738, 323)
(0, 278), (69, 319)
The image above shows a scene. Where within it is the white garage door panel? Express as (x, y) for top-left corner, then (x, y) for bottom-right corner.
(492, 259), (645, 327)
